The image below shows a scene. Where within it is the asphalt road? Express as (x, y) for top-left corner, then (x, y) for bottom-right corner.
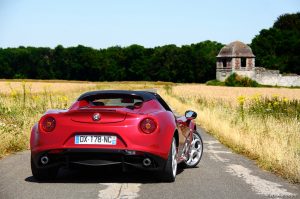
(0, 127), (299, 199)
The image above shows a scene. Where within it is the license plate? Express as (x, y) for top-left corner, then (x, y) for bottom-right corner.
(75, 135), (117, 145)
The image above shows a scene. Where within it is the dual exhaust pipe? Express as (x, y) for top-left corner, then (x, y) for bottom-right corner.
(40, 155), (152, 167)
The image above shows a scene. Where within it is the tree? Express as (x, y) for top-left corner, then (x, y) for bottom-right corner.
(273, 13), (300, 31)
(191, 41), (223, 82)
(251, 12), (300, 74)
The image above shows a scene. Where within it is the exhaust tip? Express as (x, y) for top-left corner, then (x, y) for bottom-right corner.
(40, 156), (49, 165)
(142, 158), (151, 167)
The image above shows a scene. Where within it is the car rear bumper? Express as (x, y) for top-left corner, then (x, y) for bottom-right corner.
(31, 148), (167, 171)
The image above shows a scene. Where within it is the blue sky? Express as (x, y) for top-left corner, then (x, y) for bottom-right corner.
(0, 0), (299, 49)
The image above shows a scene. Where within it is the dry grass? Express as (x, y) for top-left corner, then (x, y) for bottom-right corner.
(0, 81), (96, 94)
(172, 84), (300, 106)
(159, 84), (300, 183)
(0, 80), (172, 94)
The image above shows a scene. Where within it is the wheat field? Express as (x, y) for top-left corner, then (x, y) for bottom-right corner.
(162, 84), (300, 183)
(172, 84), (300, 105)
(0, 80), (299, 182)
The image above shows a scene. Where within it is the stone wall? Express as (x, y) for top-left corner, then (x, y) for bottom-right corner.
(216, 66), (300, 87)
(253, 70), (300, 87)
(234, 70), (256, 79)
(216, 71), (231, 82)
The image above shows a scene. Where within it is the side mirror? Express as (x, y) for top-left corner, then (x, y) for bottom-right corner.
(185, 110), (197, 120)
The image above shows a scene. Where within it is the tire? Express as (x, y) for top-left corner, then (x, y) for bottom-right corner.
(31, 157), (59, 181)
(161, 137), (177, 182)
(184, 131), (203, 168)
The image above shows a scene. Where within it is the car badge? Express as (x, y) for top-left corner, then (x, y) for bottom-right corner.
(93, 113), (101, 121)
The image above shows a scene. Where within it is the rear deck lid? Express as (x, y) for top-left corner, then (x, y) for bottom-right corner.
(69, 109), (127, 124)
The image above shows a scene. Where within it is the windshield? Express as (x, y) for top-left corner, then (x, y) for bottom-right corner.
(83, 94), (143, 107)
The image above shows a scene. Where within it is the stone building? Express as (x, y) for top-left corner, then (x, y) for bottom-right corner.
(216, 41), (255, 81)
(216, 41), (300, 87)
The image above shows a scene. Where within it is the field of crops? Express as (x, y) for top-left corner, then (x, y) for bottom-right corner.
(0, 80), (299, 182)
(161, 84), (300, 183)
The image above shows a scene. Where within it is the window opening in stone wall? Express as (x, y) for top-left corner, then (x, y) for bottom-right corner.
(241, 58), (246, 67)
(227, 58), (232, 68)
(222, 59), (227, 68)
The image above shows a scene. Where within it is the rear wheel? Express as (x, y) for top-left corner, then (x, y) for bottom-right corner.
(184, 131), (203, 168)
(161, 137), (177, 182)
(31, 157), (59, 181)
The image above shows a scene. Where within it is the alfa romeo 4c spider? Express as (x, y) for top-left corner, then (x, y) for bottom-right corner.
(30, 90), (203, 182)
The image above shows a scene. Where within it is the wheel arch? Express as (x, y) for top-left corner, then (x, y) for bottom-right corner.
(30, 123), (39, 151)
(174, 129), (179, 147)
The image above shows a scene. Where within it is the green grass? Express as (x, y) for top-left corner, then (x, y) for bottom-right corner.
(206, 79), (225, 86)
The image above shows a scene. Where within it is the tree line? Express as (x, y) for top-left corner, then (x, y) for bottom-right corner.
(0, 13), (299, 82)
(0, 41), (223, 83)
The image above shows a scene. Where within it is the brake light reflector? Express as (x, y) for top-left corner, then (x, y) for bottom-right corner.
(140, 118), (157, 134)
(42, 117), (56, 132)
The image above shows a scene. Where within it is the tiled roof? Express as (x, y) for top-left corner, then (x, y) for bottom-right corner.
(217, 41), (255, 58)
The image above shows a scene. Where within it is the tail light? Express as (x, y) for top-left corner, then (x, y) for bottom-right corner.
(41, 117), (56, 132)
(140, 118), (157, 134)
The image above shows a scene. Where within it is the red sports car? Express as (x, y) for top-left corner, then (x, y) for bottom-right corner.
(30, 90), (203, 182)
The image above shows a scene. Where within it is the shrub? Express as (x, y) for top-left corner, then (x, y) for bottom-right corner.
(225, 73), (259, 87)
